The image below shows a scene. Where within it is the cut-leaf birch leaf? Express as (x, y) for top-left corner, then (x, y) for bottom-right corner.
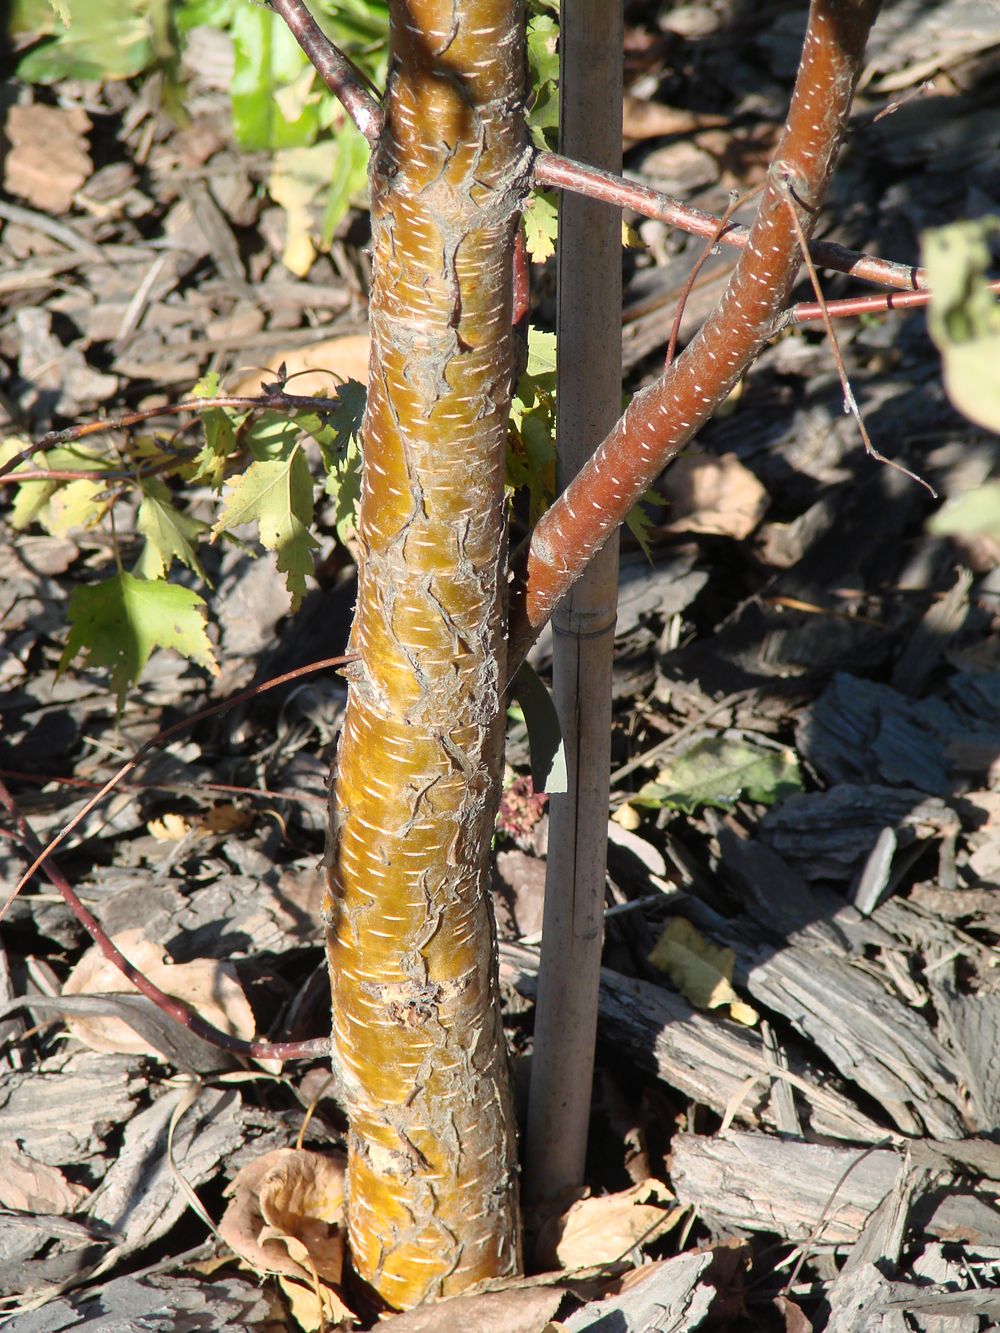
(649, 916), (759, 1026)
(135, 477), (209, 580)
(62, 927), (255, 1058)
(59, 571), (218, 707)
(212, 447), (318, 609)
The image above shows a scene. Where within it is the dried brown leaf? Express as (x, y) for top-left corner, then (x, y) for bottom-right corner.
(219, 1147), (346, 1285)
(231, 333), (371, 396)
(538, 1179), (682, 1271)
(658, 450), (769, 539)
(62, 927), (255, 1057)
(0, 1142), (90, 1213)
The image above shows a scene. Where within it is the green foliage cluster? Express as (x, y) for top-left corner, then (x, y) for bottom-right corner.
(3, 333), (566, 703)
(1, 374), (367, 705)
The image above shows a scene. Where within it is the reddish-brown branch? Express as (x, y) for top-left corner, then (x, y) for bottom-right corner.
(533, 150), (925, 294)
(791, 279), (1000, 324)
(267, 0), (383, 146)
(509, 0), (882, 666)
(0, 779), (329, 1063)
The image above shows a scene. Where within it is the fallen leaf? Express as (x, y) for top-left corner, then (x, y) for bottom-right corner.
(220, 1147), (351, 1331)
(62, 927), (255, 1057)
(657, 450), (769, 539)
(543, 1179), (682, 1270)
(148, 812), (193, 841)
(0, 1143), (90, 1213)
(649, 916), (759, 1025)
(622, 95), (727, 145)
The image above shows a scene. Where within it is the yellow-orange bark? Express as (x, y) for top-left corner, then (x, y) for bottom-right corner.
(323, 0), (529, 1309)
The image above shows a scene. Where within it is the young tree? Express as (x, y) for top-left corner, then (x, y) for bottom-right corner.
(6, 0), (912, 1314)
(296, 0), (882, 1309)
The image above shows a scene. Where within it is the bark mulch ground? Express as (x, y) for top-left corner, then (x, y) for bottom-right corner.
(2, 2), (1000, 1329)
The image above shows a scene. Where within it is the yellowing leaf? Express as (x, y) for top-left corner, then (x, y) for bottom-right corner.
(269, 141), (340, 276)
(923, 217), (1000, 433)
(928, 480), (1000, 539)
(148, 813), (192, 841)
(649, 916), (758, 1024)
(523, 191), (558, 263)
(9, 444), (112, 533)
(59, 571), (218, 707)
(135, 478), (208, 579)
(213, 448), (317, 609)
(612, 802), (641, 831)
(63, 927), (255, 1057)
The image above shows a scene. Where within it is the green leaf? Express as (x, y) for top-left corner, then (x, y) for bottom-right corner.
(510, 661), (567, 795)
(525, 328), (557, 378)
(189, 372), (239, 487)
(632, 736), (803, 814)
(526, 13), (559, 148)
(59, 572), (217, 708)
(927, 481), (1000, 539)
(318, 379), (367, 543)
(213, 448), (318, 609)
(8, 444), (113, 533)
(231, 5), (321, 150)
(625, 490), (663, 561)
(321, 119), (371, 246)
(922, 217), (1000, 433)
(523, 192), (557, 264)
(135, 478), (209, 580)
(15, 0), (171, 83)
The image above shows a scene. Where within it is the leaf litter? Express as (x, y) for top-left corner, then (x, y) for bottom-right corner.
(2, 0), (1000, 1329)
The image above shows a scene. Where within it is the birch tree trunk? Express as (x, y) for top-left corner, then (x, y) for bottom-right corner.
(322, 0), (529, 1309)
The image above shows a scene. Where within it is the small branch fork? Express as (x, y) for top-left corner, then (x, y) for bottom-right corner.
(267, 0), (993, 325)
(508, 0), (885, 663)
(1, 654), (358, 1065)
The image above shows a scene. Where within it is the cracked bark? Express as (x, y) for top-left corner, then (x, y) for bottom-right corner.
(323, 0), (529, 1309)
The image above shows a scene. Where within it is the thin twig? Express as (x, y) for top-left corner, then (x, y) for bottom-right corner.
(0, 652), (357, 1061)
(0, 778), (330, 1063)
(665, 187), (760, 367)
(0, 388), (349, 482)
(533, 150), (927, 294)
(3, 652), (356, 914)
(777, 172), (936, 497)
(267, 0), (383, 147)
(789, 283), (1000, 324)
(0, 768), (327, 808)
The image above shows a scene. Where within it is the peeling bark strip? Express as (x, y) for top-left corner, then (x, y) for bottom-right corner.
(324, 0), (529, 1310)
(509, 0), (882, 666)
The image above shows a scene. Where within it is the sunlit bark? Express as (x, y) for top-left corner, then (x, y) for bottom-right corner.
(322, 0), (530, 1309)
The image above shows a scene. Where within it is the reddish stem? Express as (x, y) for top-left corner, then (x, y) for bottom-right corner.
(533, 150), (926, 294)
(1, 654), (358, 1063)
(510, 0), (883, 665)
